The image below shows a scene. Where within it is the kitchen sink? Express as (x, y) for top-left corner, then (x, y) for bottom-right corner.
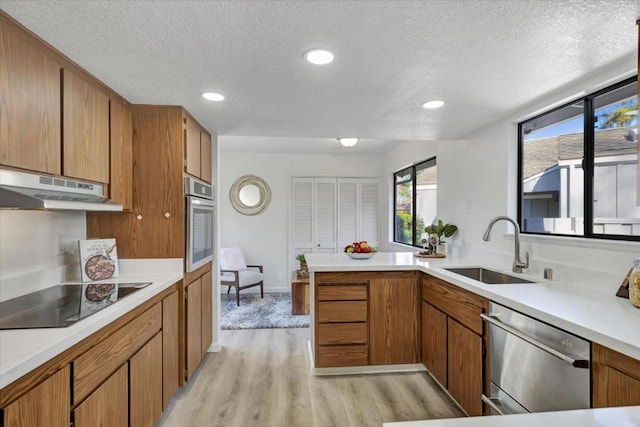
(444, 267), (534, 284)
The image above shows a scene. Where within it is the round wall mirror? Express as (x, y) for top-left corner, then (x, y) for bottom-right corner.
(229, 175), (271, 216)
(238, 184), (261, 207)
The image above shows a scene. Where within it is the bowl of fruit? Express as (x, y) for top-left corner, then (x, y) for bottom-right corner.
(344, 241), (377, 259)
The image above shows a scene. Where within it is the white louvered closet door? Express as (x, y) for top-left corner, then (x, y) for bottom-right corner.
(359, 179), (380, 249)
(314, 178), (337, 253)
(337, 179), (358, 250)
(292, 178), (314, 262)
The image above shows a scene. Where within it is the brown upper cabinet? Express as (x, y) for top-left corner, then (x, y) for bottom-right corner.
(62, 68), (110, 184)
(109, 98), (133, 210)
(1, 12), (131, 189)
(200, 132), (212, 184)
(0, 25), (62, 175)
(184, 115), (212, 184)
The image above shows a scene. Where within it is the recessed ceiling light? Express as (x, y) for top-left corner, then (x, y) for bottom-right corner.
(304, 49), (334, 65)
(421, 100), (444, 109)
(202, 92), (225, 101)
(338, 138), (358, 147)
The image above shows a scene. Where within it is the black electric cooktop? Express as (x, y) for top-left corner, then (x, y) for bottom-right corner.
(0, 282), (151, 330)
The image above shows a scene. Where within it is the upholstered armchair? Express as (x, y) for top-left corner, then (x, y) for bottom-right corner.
(220, 247), (264, 306)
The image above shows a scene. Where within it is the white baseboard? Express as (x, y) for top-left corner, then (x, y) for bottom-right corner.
(306, 339), (426, 376)
(218, 286), (290, 294)
(206, 342), (221, 353)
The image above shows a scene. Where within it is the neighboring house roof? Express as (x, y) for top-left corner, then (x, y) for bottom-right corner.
(523, 127), (637, 179)
(416, 165), (437, 186)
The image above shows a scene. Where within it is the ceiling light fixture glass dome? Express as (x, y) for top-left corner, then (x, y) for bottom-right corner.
(202, 92), (225, 101)
(421, 100), (444, 109)
(338, 138), (358, 147)
(304, 49), (334, 65)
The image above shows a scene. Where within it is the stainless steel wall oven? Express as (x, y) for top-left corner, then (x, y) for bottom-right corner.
(185, 177), (214, 272)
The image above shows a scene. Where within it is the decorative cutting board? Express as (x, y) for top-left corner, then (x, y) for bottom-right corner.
(414, 252), (446, 259)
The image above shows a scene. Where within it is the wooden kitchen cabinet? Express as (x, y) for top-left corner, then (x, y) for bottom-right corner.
(314, 272), (369, 368)
(184, 114), (213, 183)
(109, 97), (133, 210)
(369, 274), (420, 365)
(201, 271), (213, 358)
(87, 105), (213, 259)
(183, 268), (214, 381)
(162, 289), (180, 409)
(314, 271), (419, 368)
(592, 342), (640, 408)
(130, 332), (163, 427)
(422, 301), (447, 387)
(185, 116), (202, 178)
(0, 24), (61, 176)
(185, 277), (203, 380)
(200, 132), (212, 184)
(3, 366), (70, 427)
(87, 106), (185, 258)
(62, 68), (110, 184)
(73, 364), (128, 427)
(421, 273), (487, 416)
(447, 318), (483, 416)
(0, 283), (180, 427)
(2, 11), (132, 189)
(183, 114), (212, 184)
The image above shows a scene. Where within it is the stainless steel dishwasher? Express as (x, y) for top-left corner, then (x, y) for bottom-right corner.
(481, 302), (590, 415)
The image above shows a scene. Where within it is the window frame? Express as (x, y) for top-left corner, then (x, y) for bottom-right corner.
(517, 76), (639, 242)
(393, 157), (437, 247)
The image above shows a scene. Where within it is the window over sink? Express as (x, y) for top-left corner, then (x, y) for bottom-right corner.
(518, 76), (639, 241)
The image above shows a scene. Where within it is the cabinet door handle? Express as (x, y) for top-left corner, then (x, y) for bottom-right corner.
(165, 212), (171, 218)
(136, 214), (143, 220)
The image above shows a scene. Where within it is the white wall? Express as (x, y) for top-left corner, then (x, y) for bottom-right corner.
(219, 150), (383, 292)
(382, 54), (639, 280)
(0, 211), (86, 299)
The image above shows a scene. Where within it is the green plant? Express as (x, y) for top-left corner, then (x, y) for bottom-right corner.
(425, 219), (458, 244)
(296, 254), (306, 263)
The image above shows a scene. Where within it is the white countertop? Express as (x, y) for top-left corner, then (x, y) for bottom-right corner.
(383, 406), (640, 427)
(0, 259), (183, 390)
(306, 251), (640, 361)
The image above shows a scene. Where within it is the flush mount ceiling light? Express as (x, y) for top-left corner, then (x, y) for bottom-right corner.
(201, 92), (225, 101)
(304, 48), (334, 65)
(338, 138), (358, 147)
(421, 100), (444, 109)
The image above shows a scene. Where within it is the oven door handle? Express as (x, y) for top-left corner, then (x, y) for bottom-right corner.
(481, 313), (589, 369)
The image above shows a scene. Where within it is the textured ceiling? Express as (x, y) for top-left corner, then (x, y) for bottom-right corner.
(1, 0), (639, 154)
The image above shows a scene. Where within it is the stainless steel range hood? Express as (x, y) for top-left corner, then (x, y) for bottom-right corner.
(0, 169), (122, 211)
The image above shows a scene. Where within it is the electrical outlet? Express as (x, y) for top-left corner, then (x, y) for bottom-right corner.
(56, 234), (66, 255)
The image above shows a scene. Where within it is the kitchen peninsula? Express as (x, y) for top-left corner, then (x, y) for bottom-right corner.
(305, 251), (640, 420)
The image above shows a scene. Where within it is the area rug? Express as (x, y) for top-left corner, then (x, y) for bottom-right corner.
(220, 292), (310, 330)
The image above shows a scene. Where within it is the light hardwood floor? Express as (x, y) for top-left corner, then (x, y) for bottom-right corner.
(159, 328), (464, 427)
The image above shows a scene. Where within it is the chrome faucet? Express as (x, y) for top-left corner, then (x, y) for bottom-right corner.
(482, 216), (529, 273)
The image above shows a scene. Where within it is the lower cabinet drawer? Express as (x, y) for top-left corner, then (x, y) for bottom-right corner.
(316, 345), (368, 367)
(73, 303), (162, 404)
(318, 301), (367, 323)
(317, 285), (367, 301)
(318, 323), (368, 345)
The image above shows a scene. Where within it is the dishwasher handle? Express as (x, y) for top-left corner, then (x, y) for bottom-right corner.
(481, 394), (505, 415)
(481, 313), (589, 369)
